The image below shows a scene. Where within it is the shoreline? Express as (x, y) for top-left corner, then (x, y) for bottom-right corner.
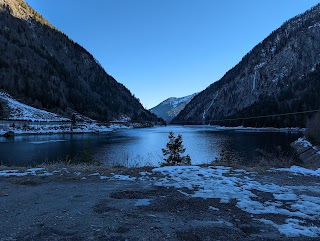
(0, 124), (305, 137)
(197, 125), (305, 133)
(0, 127), (122, 137)
(0, 123), (163, 137)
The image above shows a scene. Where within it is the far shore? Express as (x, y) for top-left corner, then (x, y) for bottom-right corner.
(0, 122), (163, 137)
(181, 125), (305, 133)
(0, 124), (305, 137)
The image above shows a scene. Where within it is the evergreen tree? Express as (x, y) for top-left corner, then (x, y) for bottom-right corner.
(0, 102), (3, 117)
(161, 131), (191, 166)
(71, 113), (76, 125)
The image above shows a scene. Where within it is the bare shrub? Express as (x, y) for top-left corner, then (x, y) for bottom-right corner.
(255, 146), (301, 168)
(211, 146), (300, 170)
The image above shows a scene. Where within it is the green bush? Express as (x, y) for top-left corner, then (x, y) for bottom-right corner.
(161, 132), (191, 166)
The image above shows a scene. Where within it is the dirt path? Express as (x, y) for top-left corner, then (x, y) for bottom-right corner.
(0, 166), (319, 241)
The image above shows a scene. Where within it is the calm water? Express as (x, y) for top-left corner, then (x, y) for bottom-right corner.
(0, 126), (302, 167)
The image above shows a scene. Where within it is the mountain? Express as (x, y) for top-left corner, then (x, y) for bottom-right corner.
(0, 0), (158, 122)
(150, 93), (197, 123)
(173, 4), (320, 128)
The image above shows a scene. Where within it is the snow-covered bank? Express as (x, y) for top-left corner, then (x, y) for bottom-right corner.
(0, 91), (156, 136)
(0, 122), (131, 136)
(0, 91), (69, 121)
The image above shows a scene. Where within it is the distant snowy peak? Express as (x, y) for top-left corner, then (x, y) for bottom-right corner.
(0, 91), (69, 121)
(162, 93), (198, 108)
(150, 93), (197, 123)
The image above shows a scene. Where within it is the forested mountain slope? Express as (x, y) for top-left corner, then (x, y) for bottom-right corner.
(173, 4), (320, 127)
(0, 0), (157, 122)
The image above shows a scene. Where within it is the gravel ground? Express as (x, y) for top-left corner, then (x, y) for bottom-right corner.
(0, 166), (319, 241)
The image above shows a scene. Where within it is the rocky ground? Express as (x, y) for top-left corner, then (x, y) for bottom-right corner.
(0, 165), (319, 241)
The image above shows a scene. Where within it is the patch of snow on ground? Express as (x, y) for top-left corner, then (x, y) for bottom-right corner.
(111, 174), (137, 181)
(273, 193), (297, 201)
(134, 199), (151, 206)
(139, 171), (152, 176)
(151, 165), (320, 237)
(88, 173), (100, 176)
(0, 168), (71, 177)
(0, 170), (29, 177)
(1, 165), (319, 237)
(274, 166), (320, 177)
(209, 206), (219, 211)
(259, 218), (320, 237)
(295, 137), (313, 148)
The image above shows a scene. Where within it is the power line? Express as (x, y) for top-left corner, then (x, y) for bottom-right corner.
(176, 109), (320, 123)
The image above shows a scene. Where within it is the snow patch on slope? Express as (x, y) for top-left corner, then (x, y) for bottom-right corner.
(150, 93), (197, 123)
(162, 93), (197, 108)
(0, 92), (69, 121)
(163, 94), (196, 108)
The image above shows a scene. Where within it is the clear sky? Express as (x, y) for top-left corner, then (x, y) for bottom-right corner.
(25, 0), (320, 109)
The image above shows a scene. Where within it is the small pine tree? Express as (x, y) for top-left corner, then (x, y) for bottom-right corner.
(71, 113), (77, 125)
(161, 131), (191, 166)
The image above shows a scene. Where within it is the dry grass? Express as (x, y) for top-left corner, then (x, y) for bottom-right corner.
(254, 147), (301, 168)
(209, 146), (301, 172)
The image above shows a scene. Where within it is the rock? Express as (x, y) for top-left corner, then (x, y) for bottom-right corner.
(291, 139), (320, 169)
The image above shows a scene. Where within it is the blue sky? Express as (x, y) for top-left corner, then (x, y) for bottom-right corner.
(26, 0), (320, 109)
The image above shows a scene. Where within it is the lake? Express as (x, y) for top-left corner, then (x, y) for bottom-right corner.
(0, 126), (302, 167)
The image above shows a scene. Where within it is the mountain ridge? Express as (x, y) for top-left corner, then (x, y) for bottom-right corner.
(172, 4), (320, 127)
(150, 93), (197, 123)
(0, 0), (158, 122)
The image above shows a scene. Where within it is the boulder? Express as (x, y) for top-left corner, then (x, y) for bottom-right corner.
(291, 138), (320, 169)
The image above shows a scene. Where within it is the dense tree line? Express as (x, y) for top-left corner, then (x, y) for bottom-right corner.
(199, 67), (320, 128)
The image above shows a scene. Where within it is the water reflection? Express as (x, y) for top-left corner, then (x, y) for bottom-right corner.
(0, 126), (301, 167)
